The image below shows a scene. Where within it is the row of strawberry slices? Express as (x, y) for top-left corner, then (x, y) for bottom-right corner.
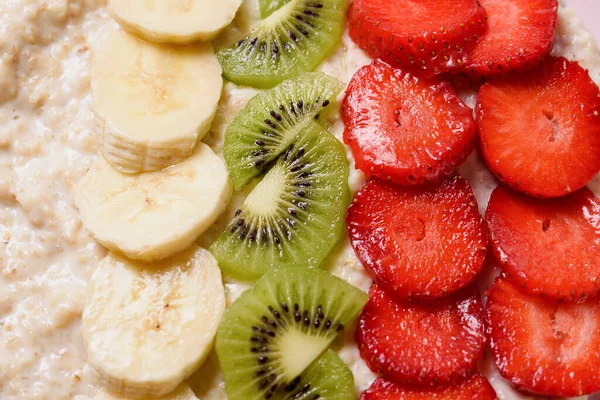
(342, 0), (600, 398)
(343, 55), (600, 198)
(348, 0), (558, 78)
(349, 179), (600, 398)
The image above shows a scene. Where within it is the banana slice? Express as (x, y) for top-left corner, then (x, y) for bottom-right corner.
(92, 31), (222, 173)
(83, 246), (225, 398)
(94, 383), (199, 400)
(108, 0), (243, 44)
(75, 143), (231, 262)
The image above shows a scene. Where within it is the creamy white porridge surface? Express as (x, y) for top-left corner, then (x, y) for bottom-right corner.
(1, 0), (599, 399)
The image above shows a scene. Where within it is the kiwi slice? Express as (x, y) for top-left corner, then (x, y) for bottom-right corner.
(217, 0), (348, 88)
(224, 72), (344, 190)
(210, 122), (350, 281)
(215, 265), (367, 400)
(279, 350), (355, 400)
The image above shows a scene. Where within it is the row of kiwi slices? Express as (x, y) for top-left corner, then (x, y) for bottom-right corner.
(211, 72), (363, 399)
(217, 0), (348, 88)
(210, 72), (350, 281)
(216, 266), (368, 400)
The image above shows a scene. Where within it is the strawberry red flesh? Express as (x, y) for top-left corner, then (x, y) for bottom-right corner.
(361, 376), (497, 400)
(486, 276), (600, 397)
(342, 60), (477, 185)
(348, 0), (487, 76)
(347, 176), (487, 300)
(461, 0), (558, 77)
(486, 185), (600, 302)
(355, 284), (486, 386)
(477, 56), (600, 198)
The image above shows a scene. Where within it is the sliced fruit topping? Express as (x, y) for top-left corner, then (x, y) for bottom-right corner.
(225, 72), (344, 190)
(486, 276), (600, 397)
(215, 266), (368, 400)
(477, 56), (600, 198)
(92, 31), (222, 173)
(361, 375), (497, 399)
(108, 0), (243, 43)
(486, 185), (600, 302)
(212, 122), (349, 281)
(348, 0), (487, 76)
(217, 0), (347, 88)
(347, 176), (487, 300)
(94, 383), (199, 400)
(280, 350), (356, 400)
(460, 0), (558, 77)
(342, 60), (477, 185)
(82, 246), (225, 398)
(355, 285), (486, 386)
(75, 144), (231, 262)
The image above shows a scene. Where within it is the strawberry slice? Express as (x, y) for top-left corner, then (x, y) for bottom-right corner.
(346, 176), (488, 300)
(486, 276), (600, 397)
(348, 0), (487, 76)
(461, 0), (558, 77)
(361, 376), (497, 400)
(486, 185), (600, 302)
(477, 57), (600, 198)
(342, 60), (477, 185)
(355, 284), (486, 386)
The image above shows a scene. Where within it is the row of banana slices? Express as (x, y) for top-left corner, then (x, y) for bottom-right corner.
(78, 1), (245, 399)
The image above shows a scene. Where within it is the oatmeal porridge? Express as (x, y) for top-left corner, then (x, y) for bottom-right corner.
(0, 0), (599, 399)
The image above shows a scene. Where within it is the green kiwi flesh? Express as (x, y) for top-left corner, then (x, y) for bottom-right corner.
(259, 0), (291, 18)
(215, 266), (367, 400)
(217, 0), (348, 88)
(210, 122), (350, 281)
(279, 350), (355, 400)
(224, 72), (344, 190)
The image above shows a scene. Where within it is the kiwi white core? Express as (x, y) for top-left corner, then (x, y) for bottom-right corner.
(275, 329), (331, 381)
(243, 163), (286, 216)
(262, 0), (300, 30)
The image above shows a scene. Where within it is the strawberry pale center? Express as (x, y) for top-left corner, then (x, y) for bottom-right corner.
(393, 213), (426, 243)
(542, 109), (561, 143)
(394, 103), (425, 132)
